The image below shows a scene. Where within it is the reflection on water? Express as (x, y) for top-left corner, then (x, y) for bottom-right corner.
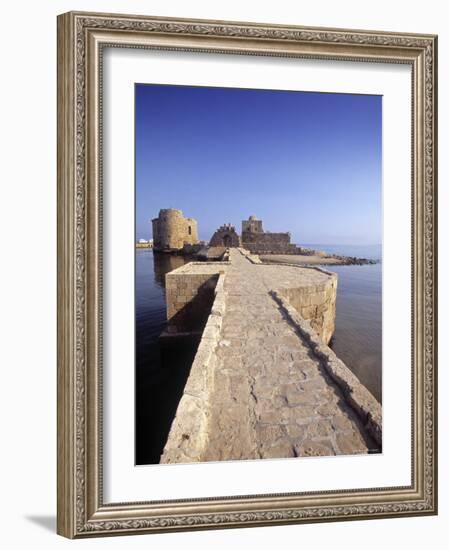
(135, 250), (198, 465)
(152, 253), (192, 288)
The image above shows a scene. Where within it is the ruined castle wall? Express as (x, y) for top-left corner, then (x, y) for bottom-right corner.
(242, 231), (291, 245)
(153, 209), (198, 251)
(163, 209), (188, 249)
(209, 226), (241, 248)
(152, 218), (160, 246)
(185, 218), (198, 245)
(242, 219), (263, 234)
(241, 230), (299, 254)
(243, 242), (301, 255)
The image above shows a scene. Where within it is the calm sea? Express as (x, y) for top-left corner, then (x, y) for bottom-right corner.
(135, 250), (197, 465)
(303, 244), (382, 403)
(135, 244), (382, 464)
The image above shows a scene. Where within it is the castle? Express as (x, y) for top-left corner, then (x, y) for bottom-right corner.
(241, 215), (298, 254)
(151, 210), (302, 255)
(209, 223), (241, 248)
(152, 209), (199, 251)
(209, 215), (302, 254)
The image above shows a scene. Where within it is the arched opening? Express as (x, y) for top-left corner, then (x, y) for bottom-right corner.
(223, 234), (232, 247)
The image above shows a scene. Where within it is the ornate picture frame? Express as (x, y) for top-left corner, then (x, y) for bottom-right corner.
(57, 11), (437, 538)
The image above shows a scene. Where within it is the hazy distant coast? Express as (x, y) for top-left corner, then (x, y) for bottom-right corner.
(260, 251), (378, 266)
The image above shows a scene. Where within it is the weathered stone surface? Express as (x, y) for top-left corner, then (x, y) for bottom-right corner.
(295, 439), (336, 457)
(161, 249), (381, 464)
(261, 440), (296, 459)
(241, 215), (301, 255)
(285, 423), (306, 440)
(331, 414), (356, 433)
(285, 388), (318, 406)
(272, 289), (382, 447)
(165, 265), (222, 333)
(152, 208), (198, 251)
(305, 420), (334, 439)
(256, 424), (285, 443)
(335, 432), (370, 455)
(209, 223), (241, 248)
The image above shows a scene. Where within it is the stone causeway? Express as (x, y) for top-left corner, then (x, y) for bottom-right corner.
(161, 248), (382, 464)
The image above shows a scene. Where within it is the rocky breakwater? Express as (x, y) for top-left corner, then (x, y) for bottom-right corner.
(160, 249), (381, 464)
(260, 248), (379, 267)
(300, 247), (378, 265)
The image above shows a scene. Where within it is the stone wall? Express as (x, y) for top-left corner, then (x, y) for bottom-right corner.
(243, 242), (301, 255)
(165, 265), (221, 333)
(277, 273), (337, 345)
(241, 215), (303, 254)
(242, 231), (291, 245)
(152, 208), (199, 251)
(161, 274), (226, 464)
(271, 290), (382, 446)
(209, 224), (241, 247)
(240, 250), (337, 344)
(242, 215), (263, 234)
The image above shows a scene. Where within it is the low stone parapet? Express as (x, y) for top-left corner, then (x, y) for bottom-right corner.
(160, 273), (226, 463)
(165, 263), (227, 334)
(159, 249), (380, 463)
(239, 248), (337, 345)
(271, 290), (382, 446)
(241, 250), (263, 264)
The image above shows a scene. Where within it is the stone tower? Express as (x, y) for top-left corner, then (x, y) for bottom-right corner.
(242, 214), (263, 235)
(241, 214), (295, 254)
(152, 208), (198, 251)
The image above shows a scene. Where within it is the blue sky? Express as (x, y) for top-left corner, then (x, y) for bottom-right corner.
(135, 84), (382, 245)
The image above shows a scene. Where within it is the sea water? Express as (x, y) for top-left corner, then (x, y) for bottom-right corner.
(303, 244), (382, 402)
(135, 244), (382, 464)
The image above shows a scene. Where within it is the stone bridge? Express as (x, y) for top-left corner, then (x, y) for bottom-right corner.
(160, 249), (382, 463)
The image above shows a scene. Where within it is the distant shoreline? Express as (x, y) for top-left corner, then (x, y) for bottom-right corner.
(260, 253), (379, 266)
(135, 243), (380, 266)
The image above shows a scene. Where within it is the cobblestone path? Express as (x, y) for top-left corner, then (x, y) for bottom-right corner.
(201, 249), (377, 461)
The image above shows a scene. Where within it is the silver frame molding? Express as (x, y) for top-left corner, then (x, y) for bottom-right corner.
(57, 11), (438, 538)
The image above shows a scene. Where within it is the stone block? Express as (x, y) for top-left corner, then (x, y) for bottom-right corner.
(335, 432), (368, 454)
(255, 424), (285, 443)
(282, 405), (315, 423)
(261, 439), (295, 459)
(305, 419), (333, 439)
(331, 414), (355, 433)
(295, 438), (335, 457)
(259, 409), (284, 424)
(285, 423), (306, 440)
(285, 388), (317, 406)
(202, 324), (220, 341)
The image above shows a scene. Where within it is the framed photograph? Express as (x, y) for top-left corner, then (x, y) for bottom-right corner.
(57, 11), (438, 538)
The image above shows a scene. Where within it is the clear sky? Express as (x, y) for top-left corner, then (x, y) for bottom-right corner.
(135, 84), (382, 245)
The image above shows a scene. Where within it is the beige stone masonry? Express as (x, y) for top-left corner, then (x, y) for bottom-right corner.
(165, 263), (226, 334)
(160, 249), (381, 463)
(271, 290), (382, 446)
(161, 274), (226, 463)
